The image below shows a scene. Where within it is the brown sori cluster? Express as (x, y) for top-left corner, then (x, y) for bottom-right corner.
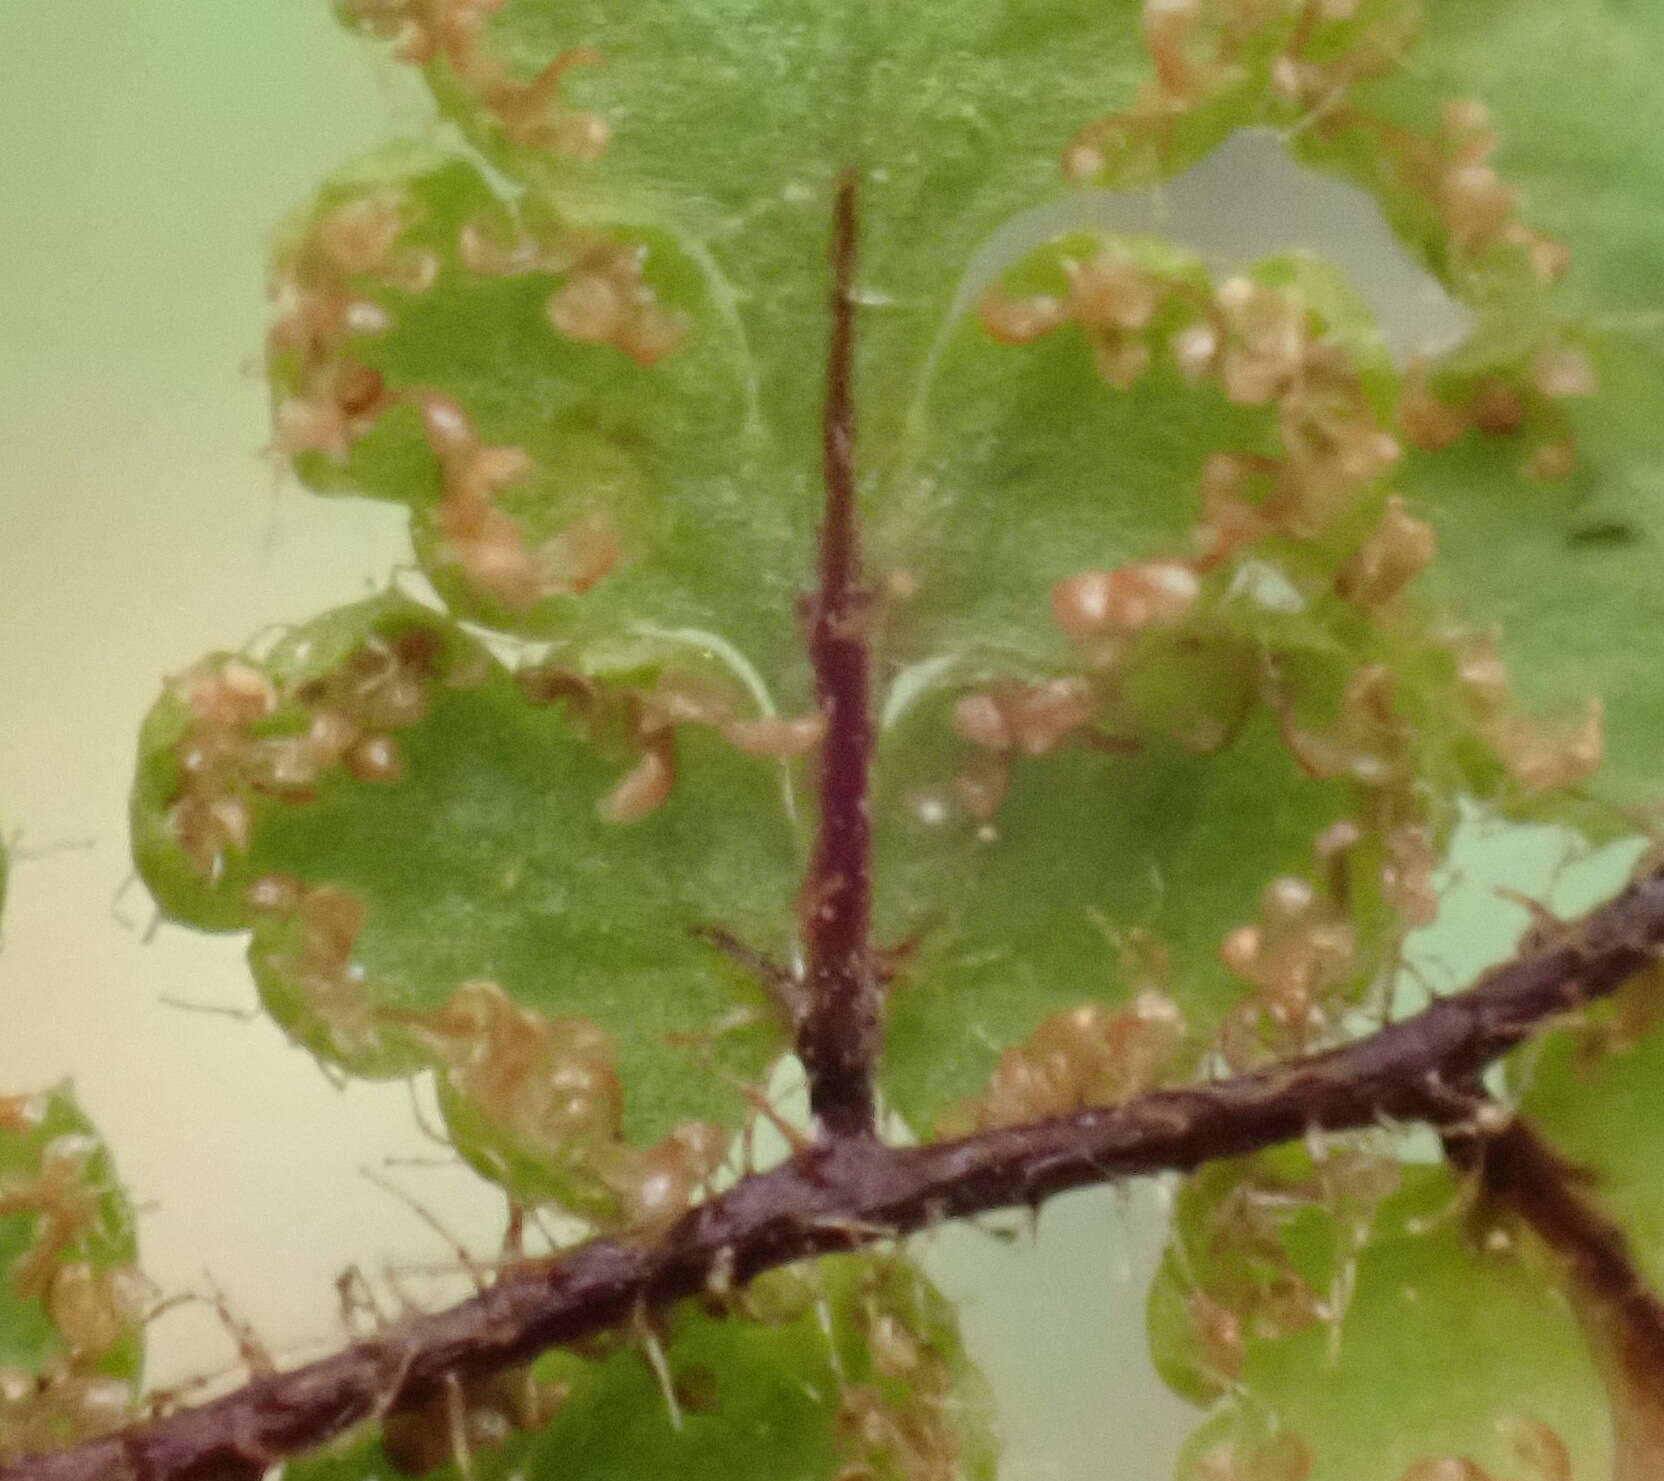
(1276, 661), (1418, 793)
(836, 1363), (958, 1481)
(1399, 336), (1600, 486)
(980, 245), (1175, 388)
(1350, 95), (1571, 287)
(983, 253), (1402, 553)
(542, 243), (693, 368)
(1191, 1429), (1315, 1481)
(1217, 871), (1360, 1065)
(1446, 626), (1604, 794)
(458, 206), (694, 369)
(269, 182), (691, 612)
(165, 630), (451, 883)
(334, 0), (609, 159)
(409, 979), (733, 1235)
(977, 253), (1424, 834)
(1063, 4), (1568, 284)
(937, 932), (1186, 1136)
(941, 677), (1098, 823)
(1397, 1417), (1564, 1477)
(162, 633), (812, 1229)
(1391, 1423), (1573, 1481)
(833, 1266), (969, 1481)
(422, 228), (690, 611)
(1178, 1146), (1402, 1394)
(1266, 652), (1443, 928)
(411, 389), (622, 614)
(244, 893), (736, 1234)
(974, 255), (1454, 1037)
(1061, 0), (1593, 483)
(351, 1261), (969, 1477)
(1179, 1152), (1577, 1481)
(1335, 497), (1437, 614)
(248, 879), (393, 1068)
(0, 1111), (144, 1463)
(518, 657), (824, 826)
(0, 1370), (135, 1471)
(1062, 0), (1420, 188)
(268, 190), (436, 463)
(1211, 720), (1430, 1067)
(940, 559), (1203, 811)
(1197, 1432), (1568, 1481)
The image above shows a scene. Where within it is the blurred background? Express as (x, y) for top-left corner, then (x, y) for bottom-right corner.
(0, 6), (1637, 1477)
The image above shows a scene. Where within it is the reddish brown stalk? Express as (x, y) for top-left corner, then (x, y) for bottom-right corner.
(1450, 1115), (1664, 1466)
(799, 168), (880, 1140)
(12, 865), (1664, 1481)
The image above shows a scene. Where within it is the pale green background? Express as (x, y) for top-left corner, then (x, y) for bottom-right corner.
(0, 7), (1632, 1478)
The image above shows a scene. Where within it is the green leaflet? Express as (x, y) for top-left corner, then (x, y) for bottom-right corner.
(1022, 0), (1664, 825)
(1152, 1151), (1611, 1481)
(0, 1085), (143, 1462)
(1292, 0), (1664, 824)
(268, 144), (810, 677)
(131, 595), (798, 1213)
(285, 1254), (997, 1481)
(869, 235), (1486, 1132)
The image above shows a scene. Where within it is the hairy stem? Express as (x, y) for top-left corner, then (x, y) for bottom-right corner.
(799, 168), (879, 1141)
(12, 864), (1664, 1481)
(1456, 1117), (1664, 1371)
(1450, 1115), (1664, 1473)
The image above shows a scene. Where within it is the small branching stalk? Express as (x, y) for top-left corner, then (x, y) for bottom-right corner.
(11, 864), (1664, 1481)
(800, 171), (881, 1143)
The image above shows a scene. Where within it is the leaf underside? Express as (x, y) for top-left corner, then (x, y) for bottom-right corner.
(115, 0), (1664, 1473)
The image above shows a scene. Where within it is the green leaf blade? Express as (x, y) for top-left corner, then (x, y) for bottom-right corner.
(131, 595), (801, 1213)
